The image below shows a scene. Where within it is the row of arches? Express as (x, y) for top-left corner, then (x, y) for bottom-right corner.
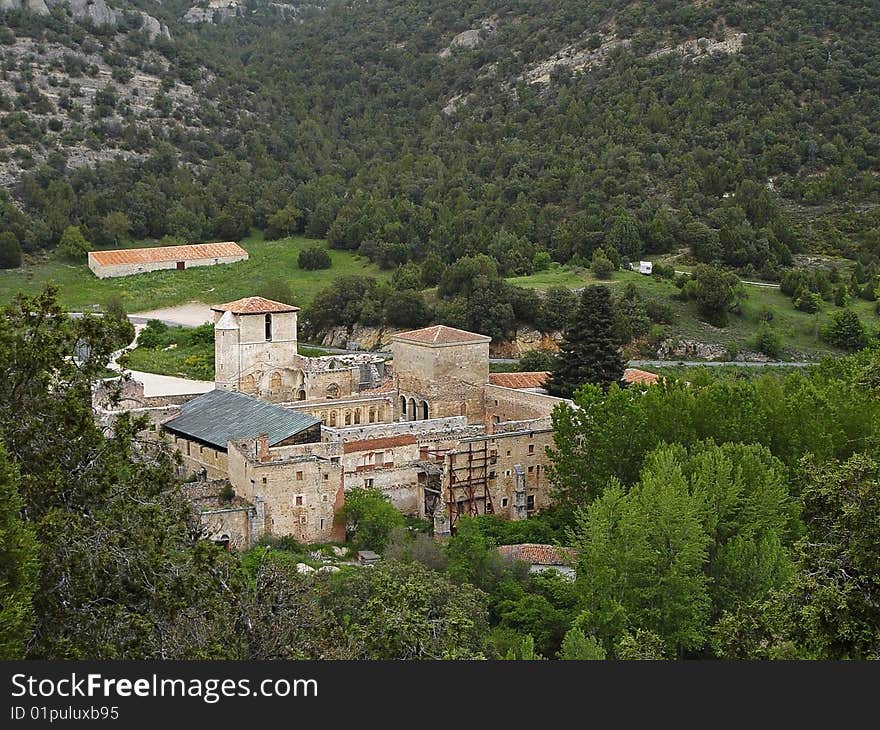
(400, 396), (429, 421)
(319, 404), (388, 428)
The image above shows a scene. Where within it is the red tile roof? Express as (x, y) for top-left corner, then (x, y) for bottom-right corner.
(392, 324), (491, 345)
(488, 371), (550, 389)
(342, 435), (418, 453)
(89, 242), (246, 267)
(622, 368), (661, 387)
(212, 296), (300, 314)
(497, 543), (575, 566)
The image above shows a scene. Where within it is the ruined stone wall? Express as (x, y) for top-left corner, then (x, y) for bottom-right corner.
(483, 385), (566, 423)
(227, 441), (343, 543)
(444, 428), (555, 523)
(169, 434), (230, 480)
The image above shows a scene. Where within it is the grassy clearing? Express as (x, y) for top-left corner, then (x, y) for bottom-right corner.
(0, 232), (390, 312)
(121, 323), (337, 381)
(510, 263), (879, 359)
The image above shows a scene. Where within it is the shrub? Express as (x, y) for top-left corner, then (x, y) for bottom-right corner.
(298, 246), (331, 270)
(591, 248), (614, 279)
(753, 323), (783, 359)
(57, 226), (91, 262)
(823, 310), (869, 351)
(0, 231), (22, 269)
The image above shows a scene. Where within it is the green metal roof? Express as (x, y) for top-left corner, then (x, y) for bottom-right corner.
(163, 389), (320, 451)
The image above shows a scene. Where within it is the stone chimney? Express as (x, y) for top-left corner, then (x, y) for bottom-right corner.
(256, 433), (270, 462)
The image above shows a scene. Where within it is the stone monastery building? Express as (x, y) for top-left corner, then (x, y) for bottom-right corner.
(98, 295), (570, 548)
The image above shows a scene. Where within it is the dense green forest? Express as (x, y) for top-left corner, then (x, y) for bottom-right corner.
(0, 0), (878, 278)
(1, 289), (878, 659)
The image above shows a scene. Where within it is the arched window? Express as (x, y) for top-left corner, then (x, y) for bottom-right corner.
(269, 371), (282, 393)
(369, 408), (376, 423)
(422, 401), (429, 420)
(265, 313), (272, 341)
(326, 383), (339, 399)
(354, 409), (361, 425)
(329, 411), (337, 427)
(400, 396), (407, 419)
(460, 402), (468, 417)
(408, 397), (417, 421)
(297, 389), (306, 401)
(344, 411), (352, 426)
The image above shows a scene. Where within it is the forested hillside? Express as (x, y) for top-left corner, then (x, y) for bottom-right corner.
(0, 0), (877, 278)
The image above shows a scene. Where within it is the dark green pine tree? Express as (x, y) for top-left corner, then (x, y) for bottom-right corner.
(547, 285), (624, 397)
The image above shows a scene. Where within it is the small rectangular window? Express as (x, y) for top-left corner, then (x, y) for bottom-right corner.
(364, 478), (373, 488)
(528, 444), (535, 454)
(528, 465), (534, 474)
(501, 498), (509, 508)
(295, 495), (304, 506)
(296, 471), (303, 480)
(262, 477), (267, 484)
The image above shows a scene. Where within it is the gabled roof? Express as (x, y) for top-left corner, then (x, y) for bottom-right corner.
(391, 324), (491, 346)
(211, 296), (300, 314)
(488, 371), (550, 389)
(497, 543), (575, 566)
(622, 368), (661, 387)
(162, 390), (319, 451)
(89, 242), (246, 267)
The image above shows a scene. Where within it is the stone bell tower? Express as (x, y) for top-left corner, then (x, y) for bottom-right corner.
(212, 296), (299, 396)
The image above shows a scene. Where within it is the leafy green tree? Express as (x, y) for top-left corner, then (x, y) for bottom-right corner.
(340, 488), (405, 552)
(0, 288), (240, 658)
(558, 628), (606, 660)
(687, 264), (744, 327)
(384, 290), (431, 328)
(715, 451), (880, 659)
(571, 447), (711, 657)
(102, 212), (130, 246)
(605, 214), (642, 261)
(0, 444), (38, 659)
(265, 204), (303, 239)
(329, 560), (488, 659)
(0, 231), (22, 269)
(613, 629), (668, 660)
(547, 285), (624, 397)
(57, 226), (91, 262)
(518, 349), (557, 372)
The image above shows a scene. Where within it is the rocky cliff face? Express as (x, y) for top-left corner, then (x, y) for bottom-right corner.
(0, 0), (171, 40)
(319, 325), (562, 358)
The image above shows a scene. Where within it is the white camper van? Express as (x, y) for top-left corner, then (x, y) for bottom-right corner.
(638, 261), (653, 275)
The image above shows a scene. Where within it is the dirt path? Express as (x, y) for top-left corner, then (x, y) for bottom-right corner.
(129, 302), (214, 327)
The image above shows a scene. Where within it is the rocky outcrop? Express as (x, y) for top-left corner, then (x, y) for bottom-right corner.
(438, 16), (500, 58)
(655, 338), (771, 362)
(489, 327), (561, 359)
(319, 324), (562, 359)
(0, 0), (172, 40)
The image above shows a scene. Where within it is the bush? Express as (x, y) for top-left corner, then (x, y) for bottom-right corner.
(518, 349), (558, 372)
(823, 309), (869, 351)
(753, 323), (783, 359)
(591, 248), (614, 279)
(532, 250), (552, 271)
(645, 299), (675, 324)
(0, 231), (22, 269)
(57, 226), (91, 262)
(298, 246), (331, 270)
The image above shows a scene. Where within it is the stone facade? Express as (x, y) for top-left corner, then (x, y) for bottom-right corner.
(100, 299), (576, 548)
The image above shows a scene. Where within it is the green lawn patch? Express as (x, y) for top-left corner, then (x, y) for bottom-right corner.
(0, 232), (391, 313)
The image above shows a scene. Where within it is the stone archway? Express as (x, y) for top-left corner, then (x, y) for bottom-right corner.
(400, 396), (407, 420)
(326, 383), (339, 399)
(421, 401), (429, 420)
(408, 397), (417, 421)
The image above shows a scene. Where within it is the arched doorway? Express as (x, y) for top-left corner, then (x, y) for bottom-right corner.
(421, 401), (429, 420)
(408, 397), (417, 421)
(297, 389), (306, 401)
(400, 396), (407, 420)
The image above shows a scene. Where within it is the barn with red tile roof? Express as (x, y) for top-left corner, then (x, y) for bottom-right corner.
(88, 241), (248, 278)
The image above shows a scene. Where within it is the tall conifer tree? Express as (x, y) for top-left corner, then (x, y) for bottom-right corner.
(547, 285), (624, 397)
